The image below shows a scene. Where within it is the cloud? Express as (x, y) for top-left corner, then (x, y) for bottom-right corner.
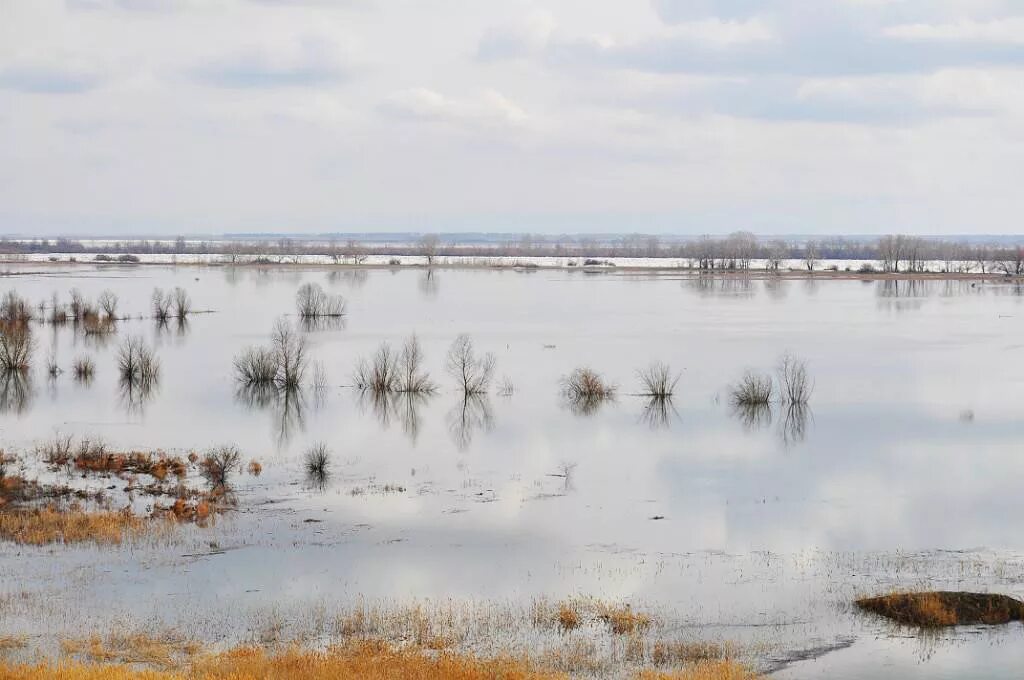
(380, 88), (530, 130)
(191, 36), (351, 88)
(477, 11), (556, 61)
(885, 18), (1024, 44)
(0, 63), (100, 94)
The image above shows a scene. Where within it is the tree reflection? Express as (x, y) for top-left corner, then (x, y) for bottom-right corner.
(730, 401), (772, 432)
(0, 371), (33, 415)
(119, 372), (159, 415)
(235, 383), (308, 447)
(419, 269), (439, 298)
(446, 394), (493, 451)
(778, 403), (813, 447)
(638, 395), (678, 429)
(359, 390), (432, 444)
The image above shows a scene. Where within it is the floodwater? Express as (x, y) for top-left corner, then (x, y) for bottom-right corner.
(2, 263), (1024, 678)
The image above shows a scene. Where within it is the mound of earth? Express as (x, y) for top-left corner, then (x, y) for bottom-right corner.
(856, 591), (1024, 627)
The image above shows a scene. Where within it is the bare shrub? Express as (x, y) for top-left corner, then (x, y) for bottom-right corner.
(271, 319), (308, 390)
(117, 336), (160, 386)
(98, 290), (118, 319)
(445, 334), (495, 395)
(561, 368), (616, 416)
(72, 356), (96, 382)
(777, 353), (813, 405)
(304, 442), (331, 481)
(151, 288), (173, 322)
(354, 342), (400, 393)
(172, 287), (192, 319)
(201, 445), (241, 488)
(46, 352), (61, 378)
(498, 376), (515, 397)
(636, 361), (679, 397)
(562, 368), (616, 400)
(0, 321), (34, 372)
(0, 291), (32, 323)
(296, 282), (346, 319)
(37, 433), (75, 466)
(233, 346), (279, 386)
(729, 371), (772, 406)
(69, 289), (85, 320)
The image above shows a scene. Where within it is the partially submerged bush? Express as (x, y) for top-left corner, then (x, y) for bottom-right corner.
(0, 321), (34, 372)
(303, 442), (331, 487)
(445, 334), (495, 395)
(201, 445), (242, 489)
(296, 282), (346, 319)
(637, 362), (679, 397)
(72, 356), (96, 382)
(355, 335), (436, 395)
(172, 287), (192, 319)
(233, 346), (280, 386)
(117, 337), (160, 386)
(777, 353), (813, 405)
(729, 371), (772, 406)
(151, 288), (173, 322)
(561, 368), (616, 416)
(0, 291), (32, 323)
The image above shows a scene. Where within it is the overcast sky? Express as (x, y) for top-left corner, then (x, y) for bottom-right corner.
(3, 0), (1024, 236)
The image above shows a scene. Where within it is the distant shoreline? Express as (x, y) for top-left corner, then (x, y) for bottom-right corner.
(0, 255), (1018, 282)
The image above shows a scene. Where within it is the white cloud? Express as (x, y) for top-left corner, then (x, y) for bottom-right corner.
(381, 88), (530, 130)
(885, 18), (1024, 44)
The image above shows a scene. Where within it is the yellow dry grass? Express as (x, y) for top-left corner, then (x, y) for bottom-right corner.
(0, 640), (763, 680)
(0, 507), (147, 546)
(61, 633), (201, 669)
(638, 661), (762, 680)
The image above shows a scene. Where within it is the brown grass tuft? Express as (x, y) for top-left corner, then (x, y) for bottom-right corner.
(0, 506), (145, 546)
(597, 603), (652, 635)
(855, 591), (1024, 627)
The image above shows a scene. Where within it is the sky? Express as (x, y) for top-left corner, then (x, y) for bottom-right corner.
(3, 0), (1024, 237)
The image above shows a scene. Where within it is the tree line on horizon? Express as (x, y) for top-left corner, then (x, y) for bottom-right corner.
(3, 232), (1023, 275)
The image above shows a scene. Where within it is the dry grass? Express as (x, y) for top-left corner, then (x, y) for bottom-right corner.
(0, 635), (27, 653)
(597, 603), (652, 636)
(62, 632), (201, 669)
(855, 591), (1024, 627)
(556, 602), (581, 632)
(0, 643), (761, 680)
(650, 641), (733, 667)
(0, 506), (146, 546)
(637, 661), (762, 680)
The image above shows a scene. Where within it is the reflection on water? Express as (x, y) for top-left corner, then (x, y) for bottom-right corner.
(419, 268), (439, 297)
(118, 372), (159, 415)
(638, 395), (678, 429)
(358, 389), (431, 444)
(446, 394), (493, 450)
(779, 403), (812, 447)
(2, 266), (1024, 679)
(731, 401), (772, 432)
(235, 383), (309, 447)
(0, 371), (32, 414)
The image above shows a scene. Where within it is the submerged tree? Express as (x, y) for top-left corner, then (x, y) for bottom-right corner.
(445, 334), (495, 395)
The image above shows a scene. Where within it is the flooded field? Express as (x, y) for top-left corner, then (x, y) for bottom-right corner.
(2, 262), (1024, 678)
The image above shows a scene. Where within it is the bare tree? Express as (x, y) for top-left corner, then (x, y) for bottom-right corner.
(398, 334), (435, 393)
(98, 290), (119, 319)
(766, 239), (788, 272)
(418, 234), (440, 266)
(353, 342), (400, 393)
(445, 334), (495, 395)
(271, 318), (308, 390)
(804, 240), (819, 272)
